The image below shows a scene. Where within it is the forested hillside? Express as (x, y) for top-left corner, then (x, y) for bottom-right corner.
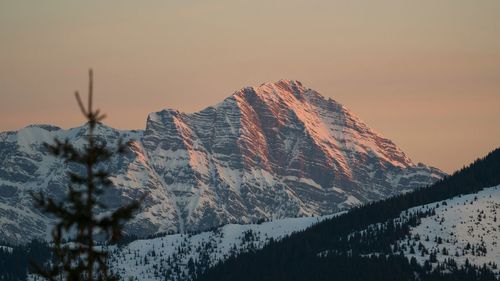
(196, 148), (500, 281)
(0, 240), (50, 281)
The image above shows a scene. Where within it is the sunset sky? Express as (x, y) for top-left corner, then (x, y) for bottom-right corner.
(1, 0), (499, 173)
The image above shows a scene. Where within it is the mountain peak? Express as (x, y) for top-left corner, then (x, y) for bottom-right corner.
(201, 80), (418, 171)
(0, 80), (445, 244)
(231, 79), (308, 102)
(256, 79), (306, 98)
(267, 79), (304, 89)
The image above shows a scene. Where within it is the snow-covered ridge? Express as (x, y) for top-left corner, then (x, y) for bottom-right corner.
(393, 185), (500, 273)
(0, 80), (444, 244)
(108, 213), (339, 281)
(338, 185), (500, 274)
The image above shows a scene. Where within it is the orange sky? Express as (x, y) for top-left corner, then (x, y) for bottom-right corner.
(1, 0), (499, 173)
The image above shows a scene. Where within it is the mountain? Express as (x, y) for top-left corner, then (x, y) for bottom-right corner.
(0, 80), (444, 245)
(196, 148), (500, 281)
(3, 149), (497, 281)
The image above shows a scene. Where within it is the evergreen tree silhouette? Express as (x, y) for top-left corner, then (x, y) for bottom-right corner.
(32, 69), (142, 281)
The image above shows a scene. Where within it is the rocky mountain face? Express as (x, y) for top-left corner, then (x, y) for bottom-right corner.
(0, 80), (444, 244)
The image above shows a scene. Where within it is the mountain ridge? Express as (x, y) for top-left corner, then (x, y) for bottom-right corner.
(0, 80), (444, 244)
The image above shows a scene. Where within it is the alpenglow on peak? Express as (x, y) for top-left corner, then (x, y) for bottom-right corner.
(0, 80), (444, 244)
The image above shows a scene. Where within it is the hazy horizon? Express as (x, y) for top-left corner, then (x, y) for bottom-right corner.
(1, 0), (499, 173)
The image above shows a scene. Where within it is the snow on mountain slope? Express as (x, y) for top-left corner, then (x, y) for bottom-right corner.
(107, 213), (339, 281)
(0, 124), (178, 243)
(392, 185), (500, 273)
(0, 80), (444, 244)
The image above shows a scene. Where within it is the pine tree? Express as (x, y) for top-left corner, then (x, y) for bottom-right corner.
(31, 70), (142, 281)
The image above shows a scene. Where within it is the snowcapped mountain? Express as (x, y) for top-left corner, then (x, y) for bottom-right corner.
(0, 80), (444, 244)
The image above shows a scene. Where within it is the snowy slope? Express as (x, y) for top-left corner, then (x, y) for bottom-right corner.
(0, 124), (178, 244)
(0, 80), (444, 244)
(107, 214), (339, 281)
(393, 185), (500, 273)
